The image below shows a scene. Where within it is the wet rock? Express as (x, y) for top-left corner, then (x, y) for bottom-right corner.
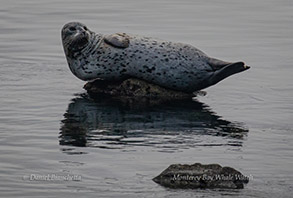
(153, 163), (249, 189)
(84, 78), (199, 100)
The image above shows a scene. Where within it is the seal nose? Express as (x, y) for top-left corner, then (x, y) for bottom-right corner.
(77, 26), (86, 32)
(76, 26), (87, 36)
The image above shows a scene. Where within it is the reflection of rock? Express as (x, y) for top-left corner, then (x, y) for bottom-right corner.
(153, 163), (249, 189)
(84, 78), (197, 101)
(59, 94), (248, 150)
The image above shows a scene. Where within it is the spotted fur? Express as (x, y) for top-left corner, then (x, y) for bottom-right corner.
(62, 22), (249, 93)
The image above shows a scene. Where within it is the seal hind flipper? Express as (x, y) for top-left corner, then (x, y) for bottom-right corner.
(208, 58), (232, 70)
(208, 62), (250, 86)
(104, 33), (130, 48)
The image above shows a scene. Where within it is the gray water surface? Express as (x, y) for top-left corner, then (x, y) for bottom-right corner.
(0, 0), (292, 197)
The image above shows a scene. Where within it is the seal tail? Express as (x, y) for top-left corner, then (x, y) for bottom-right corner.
(208, 62), (250, 86)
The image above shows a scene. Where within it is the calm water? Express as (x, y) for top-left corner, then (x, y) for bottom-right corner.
(0, 0), (292, 197)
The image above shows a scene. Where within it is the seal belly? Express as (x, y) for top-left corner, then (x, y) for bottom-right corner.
(76, 42), (130, 81)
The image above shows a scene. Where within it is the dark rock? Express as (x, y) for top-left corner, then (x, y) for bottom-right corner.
(84, 78), (200, 100)
(153, 163), (249, 189)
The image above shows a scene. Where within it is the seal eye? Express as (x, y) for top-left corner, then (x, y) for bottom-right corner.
(69, 27), (76, 31)
(84, 26), (88, 31)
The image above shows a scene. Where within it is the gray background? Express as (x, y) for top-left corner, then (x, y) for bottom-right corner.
(0, 0), (292, 197)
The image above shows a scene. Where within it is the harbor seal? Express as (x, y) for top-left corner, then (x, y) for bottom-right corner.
(61, 22), (250, 93)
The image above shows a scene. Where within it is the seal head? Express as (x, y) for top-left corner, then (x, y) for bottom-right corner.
(61, 22), (91, 58)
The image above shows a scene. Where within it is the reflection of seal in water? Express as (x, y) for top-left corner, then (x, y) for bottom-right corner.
(61, 22), (250, 93)
(59, 94), (248, 149)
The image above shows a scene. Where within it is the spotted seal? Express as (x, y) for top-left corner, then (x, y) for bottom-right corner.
(61, 22), (249, 93)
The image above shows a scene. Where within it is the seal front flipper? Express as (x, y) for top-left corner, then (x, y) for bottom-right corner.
(104, 33), (130, 48)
